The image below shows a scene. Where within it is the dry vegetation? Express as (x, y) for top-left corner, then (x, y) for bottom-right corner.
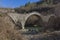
(0, 14), (24, 40)
(14, 0), (60, 13)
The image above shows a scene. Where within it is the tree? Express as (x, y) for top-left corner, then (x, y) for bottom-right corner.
(25, 1), (31, 6)
(43, 0), (53, 4)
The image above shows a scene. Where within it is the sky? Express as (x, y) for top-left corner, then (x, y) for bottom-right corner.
(0, 0), (40, 8)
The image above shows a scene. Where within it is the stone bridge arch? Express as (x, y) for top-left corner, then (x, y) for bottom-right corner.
(47, 15), (60, 30)
(8, 12), (57, 30)
(24, 12), (43, 29)
(48, 16), (56, 26)
(47, 15), (57, 30)
(8, 12), (43, 29)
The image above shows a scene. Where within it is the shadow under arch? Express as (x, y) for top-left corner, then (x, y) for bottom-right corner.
(24, 14), (43, 30)
(54, 17), (60, 30)
(47, 16), (57, 31)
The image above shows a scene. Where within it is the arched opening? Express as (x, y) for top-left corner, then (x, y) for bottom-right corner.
(25, 14), (43, 32)
(47, 16), (60, 31)
(48, 16), (56, 27)
(54, 17), (60, 30)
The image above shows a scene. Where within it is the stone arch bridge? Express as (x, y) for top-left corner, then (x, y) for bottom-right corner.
(8, 12), (56, 29)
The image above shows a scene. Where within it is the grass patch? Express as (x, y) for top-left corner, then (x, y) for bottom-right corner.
(25, 26), (44, 32)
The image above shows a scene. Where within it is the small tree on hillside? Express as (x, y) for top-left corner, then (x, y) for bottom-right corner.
(25, 1), (31, 6)
(43, 0), (53, 4)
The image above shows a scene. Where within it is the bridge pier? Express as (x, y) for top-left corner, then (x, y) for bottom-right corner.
(21, 21), (25, 29)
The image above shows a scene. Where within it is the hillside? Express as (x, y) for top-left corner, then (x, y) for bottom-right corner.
(14, 0), (60, 13)
(0, 8), (15, 13)
(0, 13), (24, 40)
